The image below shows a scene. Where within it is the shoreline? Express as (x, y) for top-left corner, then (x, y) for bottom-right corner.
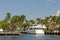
(0, 32), (20, 36)
(0, 31), (60, 36)
(45, 32), (60, 35)
(20, 31), (60, 35)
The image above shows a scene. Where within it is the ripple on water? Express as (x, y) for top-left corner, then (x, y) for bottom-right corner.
(0, 34), (60, 40)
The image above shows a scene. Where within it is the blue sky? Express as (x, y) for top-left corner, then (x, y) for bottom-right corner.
(0, 0), (60, 20)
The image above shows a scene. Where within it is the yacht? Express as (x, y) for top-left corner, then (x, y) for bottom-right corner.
(26, 24), (46, 34)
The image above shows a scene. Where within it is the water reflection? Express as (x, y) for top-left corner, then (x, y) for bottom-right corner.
(0, 34), (60, 40)
(33, 35), (60, 40)
(0, 35), (19, 40)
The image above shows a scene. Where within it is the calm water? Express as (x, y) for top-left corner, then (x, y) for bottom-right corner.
(0, 34), (60, 40)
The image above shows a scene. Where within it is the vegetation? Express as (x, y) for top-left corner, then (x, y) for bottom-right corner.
(0, 12), (60, 32)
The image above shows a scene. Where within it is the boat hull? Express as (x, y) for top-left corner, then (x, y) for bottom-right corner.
(27, 30), (45, 34)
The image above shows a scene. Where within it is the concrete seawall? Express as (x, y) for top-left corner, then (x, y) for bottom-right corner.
(0, 32), (20, 35)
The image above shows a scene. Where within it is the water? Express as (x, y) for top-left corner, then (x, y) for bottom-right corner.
(0, 34), (60, 40)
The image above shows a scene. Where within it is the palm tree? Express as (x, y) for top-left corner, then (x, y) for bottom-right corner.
(36, 18), (42, 24)
(20, 15), (26, 23)
(11, 15), (21, 31)
(29, 20), (35, 25)
(22, 20), (30, 31)
(25, 20), (30, 27)
(11, 15), (20, 23)
(11, 15), (26, 31)
(5, 12), (11, 23)
(56, 16), (60, 24)
(4, 12), (11, 31)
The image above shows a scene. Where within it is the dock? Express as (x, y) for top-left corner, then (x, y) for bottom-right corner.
(0, 32), (20, 35)
(45, 32), (60, 35)
(20, 31), (28, 34)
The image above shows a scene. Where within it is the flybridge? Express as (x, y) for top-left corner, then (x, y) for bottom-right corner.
(29, 24), (46, 29)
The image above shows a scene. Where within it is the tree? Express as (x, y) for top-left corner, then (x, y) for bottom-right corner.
(11, 15), (26, 31)
(51, 16), (56, 22)
(11, 15), (20, 23)
(0, 21), (10, 31)
(36, 18), (42, 24)
(56, 16), (60, 24)
(29, 20), (35, 25)
(11, 15), (21, 30)
(25, 20), (30, 28)
(5, 12), (11, 23)
(0, 21), (3, 28)
(20, 15), (26, 23)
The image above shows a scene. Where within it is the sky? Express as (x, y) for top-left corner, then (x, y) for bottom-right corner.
(0, 0), (60, 20)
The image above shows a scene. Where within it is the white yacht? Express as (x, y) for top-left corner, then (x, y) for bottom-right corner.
(26, 24), (46, 34)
